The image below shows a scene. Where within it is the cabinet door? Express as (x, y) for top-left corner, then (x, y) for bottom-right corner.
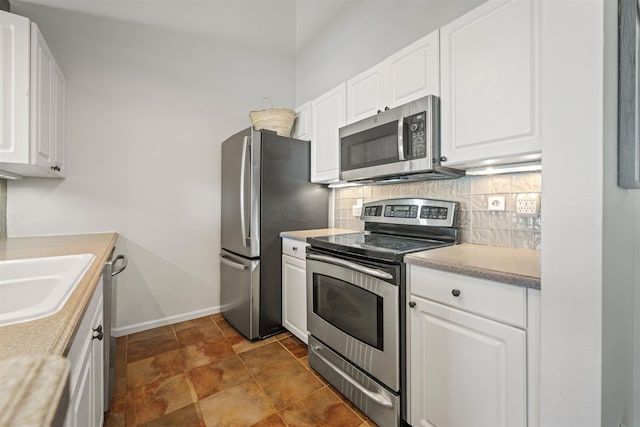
(66, 279), (104, 427)
(385, 30), (440, 107)
(281, 254), (308, 344)
(0, 12), (30, 164)
(31, 23), (55, 172)
(440, 0), (541, 167)
(310, 83), (345, 183)
(293, 102), (311, 140)
(52, 63), (66, 176)
(91, 298), (104, 426)
(346, 61), (386, 124)
(409, 296), (526, 427)
(66, 344), (93, 427)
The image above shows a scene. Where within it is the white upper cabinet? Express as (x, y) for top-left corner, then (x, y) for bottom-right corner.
(385, 30), (440, 107)
(310, 82), (345, 183)
(346, 30), (440, 124)
(0, 11), (66, 178)
(0, 12), (30, 165)
(293, 101), (311, 141)
(439, 0), (541, 168)
(346, 61), (386, 124)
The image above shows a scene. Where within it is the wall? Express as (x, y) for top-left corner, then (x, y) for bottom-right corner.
(295, 0), (485, 105)
(334, 172), (541, 249)
(601, 0), (640, 425)
(540, 0), (604, 425)
(7, 1), (296, 335)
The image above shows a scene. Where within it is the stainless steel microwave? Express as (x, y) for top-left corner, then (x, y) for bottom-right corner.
(339, 95), (463, 183)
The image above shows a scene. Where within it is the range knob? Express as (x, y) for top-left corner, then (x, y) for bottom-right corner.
(410, 124), (418, 132)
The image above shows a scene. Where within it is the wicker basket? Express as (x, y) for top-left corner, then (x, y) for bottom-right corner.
(249, 99), (296, 137)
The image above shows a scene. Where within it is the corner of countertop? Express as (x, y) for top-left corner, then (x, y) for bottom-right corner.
(280, 228), (360, 242)
(405, 243), (541, 289)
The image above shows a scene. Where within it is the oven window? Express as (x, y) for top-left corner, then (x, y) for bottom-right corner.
(312, 274), (384, 350)
(341, 121), (399, 171)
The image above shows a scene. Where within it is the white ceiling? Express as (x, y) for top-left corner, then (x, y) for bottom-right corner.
(11, 0), (372, 53)
(12, 0), (299, 51)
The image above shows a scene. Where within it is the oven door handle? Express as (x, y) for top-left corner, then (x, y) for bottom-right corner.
(312, 345), (394, 408)
(307, 254), (393, 280)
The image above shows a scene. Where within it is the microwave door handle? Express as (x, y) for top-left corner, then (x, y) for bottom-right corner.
(307, 254), (393, 280)
(397, 117), (405, 160)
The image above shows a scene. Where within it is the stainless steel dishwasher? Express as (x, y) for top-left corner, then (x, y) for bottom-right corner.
(103, 248), (127, 412)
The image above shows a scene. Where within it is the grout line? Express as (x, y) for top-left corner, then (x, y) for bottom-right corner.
(116, 315), (368, 427)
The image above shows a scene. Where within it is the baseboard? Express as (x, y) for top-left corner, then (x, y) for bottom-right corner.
(111, 306), (222, 337)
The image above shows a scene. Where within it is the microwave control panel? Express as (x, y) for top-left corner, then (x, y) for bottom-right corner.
(406, 112), (427, 159)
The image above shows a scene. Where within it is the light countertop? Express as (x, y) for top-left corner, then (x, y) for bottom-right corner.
(0, 233), (118, 359)
(404, 243), (541, 289)
(280, 228), (359, 242)
(0, 233), (117, 427)
(0, 355), (70, 427)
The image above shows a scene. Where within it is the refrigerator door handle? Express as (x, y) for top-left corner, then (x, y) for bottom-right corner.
(219, 253), (248, 270)
(240, 136), (251, 246)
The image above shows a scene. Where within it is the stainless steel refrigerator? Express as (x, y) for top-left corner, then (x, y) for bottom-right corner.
(220, 128), (329, 340)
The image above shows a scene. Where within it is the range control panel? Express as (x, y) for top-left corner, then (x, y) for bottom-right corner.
(384, 205), (419, 218)
(361, 198), (458, 227)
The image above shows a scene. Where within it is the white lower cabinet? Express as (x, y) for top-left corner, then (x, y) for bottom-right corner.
(408, 265), (530, 427)
(281, 238), (309, 344)
(65, 277), (104, 427)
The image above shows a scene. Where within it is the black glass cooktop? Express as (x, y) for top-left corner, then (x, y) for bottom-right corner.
(307, 232), (453, 262)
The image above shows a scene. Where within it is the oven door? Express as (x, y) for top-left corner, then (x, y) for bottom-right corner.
(306, 250), (400, 391)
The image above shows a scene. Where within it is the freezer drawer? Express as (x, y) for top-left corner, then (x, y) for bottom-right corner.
(219, 250), (260, 340)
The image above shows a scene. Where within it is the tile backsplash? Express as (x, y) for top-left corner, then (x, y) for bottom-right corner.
(334, 172), (541, 250)
(0, 179), (6, 239)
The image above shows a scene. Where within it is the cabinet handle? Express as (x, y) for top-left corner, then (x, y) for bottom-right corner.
(440, 156), (448, 162)
(292, 246), (298, 252)
(408, 301), (416, 308)
(92, 325), (104, 341)
(384, 106), (390, 111)
(451, 289), (461, 297)
(377, 109), (382, 114)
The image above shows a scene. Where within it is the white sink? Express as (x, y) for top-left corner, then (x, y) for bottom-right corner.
(0, 254), (96, 327)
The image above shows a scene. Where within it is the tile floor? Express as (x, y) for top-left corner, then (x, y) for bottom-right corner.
(104, 314), (375, 427)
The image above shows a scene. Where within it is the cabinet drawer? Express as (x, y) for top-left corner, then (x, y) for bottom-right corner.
(409, 265), (526, 328)
(282, 238), (308, 260)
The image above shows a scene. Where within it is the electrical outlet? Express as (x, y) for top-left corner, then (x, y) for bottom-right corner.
(516, 193), (540, 217)
(488, 196), (506, 211)
(352, 198), (363, 217)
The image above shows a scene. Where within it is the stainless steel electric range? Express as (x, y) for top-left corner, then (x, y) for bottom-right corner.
(306, 198), (460, 427)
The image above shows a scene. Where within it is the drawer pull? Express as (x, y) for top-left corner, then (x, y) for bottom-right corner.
(292, 247), (298, 251)
(451, 289), (461, 297)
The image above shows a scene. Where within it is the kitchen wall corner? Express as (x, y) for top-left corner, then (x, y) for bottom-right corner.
(0, 179), (6, 239)
(334, 172), (542, 250)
